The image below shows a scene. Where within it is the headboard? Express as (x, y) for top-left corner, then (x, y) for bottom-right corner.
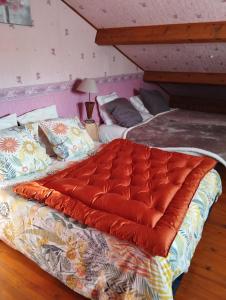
(160, 82), (226, 115)
(170, 95), (226, 115)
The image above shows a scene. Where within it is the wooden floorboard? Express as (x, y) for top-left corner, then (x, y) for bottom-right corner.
(175, 165), (226, 300)
(0, 242), (86, 300)
(0, 166), (226, 300)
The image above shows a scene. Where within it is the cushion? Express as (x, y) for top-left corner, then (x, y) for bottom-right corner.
(0, 127), (51, 180)
(104, 98), (142, 128)
(0, 114), (17, 130)
(17, 105), (58, 124)
(39, 118), (94, 160)
(129, 95), (153, 121)
(96, 92), (119, 125)
(140, 89), (170, 115)
(14, 139), (217, 257)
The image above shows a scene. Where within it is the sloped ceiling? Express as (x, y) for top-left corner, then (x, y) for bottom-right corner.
(64, 0), (226, 73)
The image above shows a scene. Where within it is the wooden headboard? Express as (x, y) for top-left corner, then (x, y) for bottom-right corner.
(160, 82), (226, 115)
(170, 95), (226, 115)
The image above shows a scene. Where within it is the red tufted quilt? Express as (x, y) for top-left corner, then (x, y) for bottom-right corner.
(14, 139), (216, 257)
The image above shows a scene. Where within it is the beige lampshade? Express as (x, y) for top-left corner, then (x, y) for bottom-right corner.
(77, 78), (98, 93)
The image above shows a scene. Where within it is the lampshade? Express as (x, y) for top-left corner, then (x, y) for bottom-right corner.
(77, 78), (98, 93)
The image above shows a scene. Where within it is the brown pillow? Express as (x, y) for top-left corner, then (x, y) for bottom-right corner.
(38, 127), (56, 157)
(140, 89), (170, 115)
(104, 98), (142, 128)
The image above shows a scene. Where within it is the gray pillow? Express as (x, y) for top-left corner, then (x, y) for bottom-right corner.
(104, 98), (142, 128)
(140, 89), (170, 115)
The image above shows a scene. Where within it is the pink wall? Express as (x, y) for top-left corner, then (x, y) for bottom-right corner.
(0, 75), (166, 123)
(0, 1), (144, 123)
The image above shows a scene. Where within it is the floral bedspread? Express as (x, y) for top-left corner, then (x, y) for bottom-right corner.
(0, 157), (222, 300)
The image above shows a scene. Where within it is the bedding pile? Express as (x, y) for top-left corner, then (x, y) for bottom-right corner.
(14, 139), (216, 257)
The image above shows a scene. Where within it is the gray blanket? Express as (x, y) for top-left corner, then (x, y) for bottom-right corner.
(125, 109), (226, 166)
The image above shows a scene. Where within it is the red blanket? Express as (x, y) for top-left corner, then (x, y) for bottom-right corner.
(14, 139), (216, 257)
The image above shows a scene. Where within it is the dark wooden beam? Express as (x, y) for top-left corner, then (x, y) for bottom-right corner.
(143, 71), (226, 85)
(96, 21), (226, 45)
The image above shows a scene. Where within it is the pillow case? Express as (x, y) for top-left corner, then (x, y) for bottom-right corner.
(0, 127), (51, 181)
(0, 114), (17, 130)
(129, 96), (153, 121)
(104, 98), (142, 128)
(18, 105), (58, 124)
(39, 118), (94, 160)
(18, 105), (58, 157)
(140, 89), (170, 115)
(96, 92), (119, 125)
(22, 122), (39, 143)
(23, 122), (55, 157)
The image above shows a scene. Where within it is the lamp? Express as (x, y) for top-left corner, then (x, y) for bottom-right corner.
(76, 78), (98, 123)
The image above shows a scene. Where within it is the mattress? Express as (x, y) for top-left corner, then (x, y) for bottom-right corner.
(99, 116), (155, 143)
(125, 109), (226, 167)
(0, 154), (222, 299)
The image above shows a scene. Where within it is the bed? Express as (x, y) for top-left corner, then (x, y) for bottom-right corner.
(99, 115), (156, 143)
(99, 107), (226, 167)
(0, 105), (223, 300)
(0, 147), (222, 300)
(125, 109), (226, 167)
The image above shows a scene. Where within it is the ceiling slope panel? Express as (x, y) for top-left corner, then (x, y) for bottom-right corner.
(118, 43), (226, 73)
(64, 0), (226, 74)
(65, 0), (226, 27)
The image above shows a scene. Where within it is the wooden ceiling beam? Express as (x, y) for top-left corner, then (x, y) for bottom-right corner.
(96, 21), (226, 45)
(143, 71), (226, 85)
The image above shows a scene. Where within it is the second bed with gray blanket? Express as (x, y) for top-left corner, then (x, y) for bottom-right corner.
(125, 109), (226, 166)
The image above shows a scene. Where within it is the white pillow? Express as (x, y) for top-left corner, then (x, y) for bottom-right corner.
(96, 92), (119, 125)
(129, 96), (153, 121)
(18, 105), (58, 124)
(0, 114), (17, 130)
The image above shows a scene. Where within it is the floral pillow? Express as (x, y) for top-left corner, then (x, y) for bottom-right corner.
(0, 127), (52, 181)
(39, 118), (94, 160)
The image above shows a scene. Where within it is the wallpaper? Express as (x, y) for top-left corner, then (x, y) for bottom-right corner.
(0, 0), (140, 89)
(119, 43), (226, 73)
(65, 0), (226, 27)
(65, 0), (226, 73)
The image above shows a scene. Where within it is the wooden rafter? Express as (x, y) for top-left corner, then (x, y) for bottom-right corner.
(143, 71), (226, 85)
(96, 21), (226, 45)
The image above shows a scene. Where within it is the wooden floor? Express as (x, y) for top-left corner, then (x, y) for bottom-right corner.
(175, 165), (226, 300)
(0, 166), (226, 300)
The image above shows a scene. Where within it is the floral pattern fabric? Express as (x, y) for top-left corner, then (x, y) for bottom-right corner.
(39, 118), (94, 160)
(0, 127), (51, 180)
(22, 122), (40, 142)
(0, 156), (222, 300)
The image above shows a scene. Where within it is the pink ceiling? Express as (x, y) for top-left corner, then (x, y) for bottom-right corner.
(119, 43), (226, 72)
(64, 0), (226, 73)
